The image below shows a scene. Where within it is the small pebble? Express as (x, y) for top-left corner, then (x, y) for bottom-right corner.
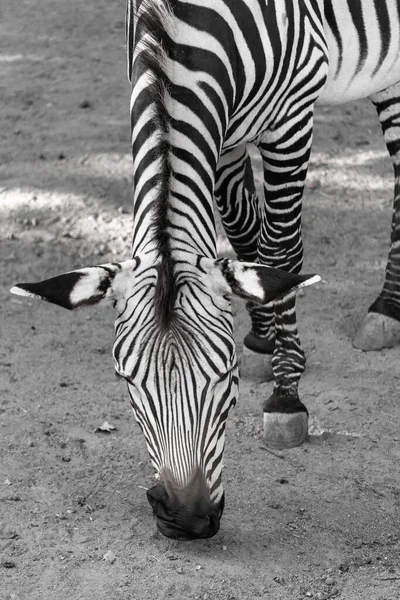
(79, 99), (92, 109)
(222, 545), (227, 551)
(196, 564), (202, 571)
(325, 576), (335, 586)
(103, 550), (116, 564)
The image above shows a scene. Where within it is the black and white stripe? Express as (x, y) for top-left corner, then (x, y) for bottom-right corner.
(112, 254), (238, 500)
(11, 1), (400, 531)
(124, 0), (400, 489)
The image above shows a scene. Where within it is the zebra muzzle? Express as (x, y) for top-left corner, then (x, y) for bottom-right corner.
(146, 483), (224, 541)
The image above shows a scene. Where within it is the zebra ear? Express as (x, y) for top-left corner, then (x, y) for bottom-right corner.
(10, 260), (138, 310)
(208, 259), (320, 304)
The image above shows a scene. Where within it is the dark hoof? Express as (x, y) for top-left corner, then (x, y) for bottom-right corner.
(263, 411), (308, 449)
(240, 345), (273, 381)
(353, 313), (400, 351)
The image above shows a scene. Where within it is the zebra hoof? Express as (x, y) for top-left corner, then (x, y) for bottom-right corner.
(353, 312), (400, 351)
(240, 345), (273, 381)
(263, 411), (308, 449)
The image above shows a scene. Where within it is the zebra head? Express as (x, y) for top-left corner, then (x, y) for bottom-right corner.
(11, 253), (318, 539)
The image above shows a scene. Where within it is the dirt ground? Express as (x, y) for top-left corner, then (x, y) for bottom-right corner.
(1, 2), (400, 599)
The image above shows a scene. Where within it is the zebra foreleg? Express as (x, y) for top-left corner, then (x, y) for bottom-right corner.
(354, 83), (400, 350)
(215, 146), (275, 380)
(257, 120), (314, 448)
(215, 145), (260, 262)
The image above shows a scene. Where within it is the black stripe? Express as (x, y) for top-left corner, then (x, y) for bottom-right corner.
(347, 0), (368, 75)
(372, 0), (391, 76)
(125, 0), (134, 82)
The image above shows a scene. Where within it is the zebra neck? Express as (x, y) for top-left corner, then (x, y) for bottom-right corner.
(131, 116), (219, 260)
(129, 1), (225, 260)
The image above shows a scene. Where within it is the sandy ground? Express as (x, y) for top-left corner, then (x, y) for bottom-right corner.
(1, 2), (400, 599)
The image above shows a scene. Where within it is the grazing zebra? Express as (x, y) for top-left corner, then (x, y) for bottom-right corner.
(11, 0), (400, 539)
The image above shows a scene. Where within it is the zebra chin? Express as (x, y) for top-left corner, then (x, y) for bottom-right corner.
(146, 468), (225, 540)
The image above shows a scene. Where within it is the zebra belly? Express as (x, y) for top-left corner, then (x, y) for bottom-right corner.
(319, 55), (400, 105)
(318, 0), (400, 104)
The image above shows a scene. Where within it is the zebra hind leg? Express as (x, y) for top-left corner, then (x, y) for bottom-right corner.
(354, 83), (400, 350)
(215, 145), (275, 380)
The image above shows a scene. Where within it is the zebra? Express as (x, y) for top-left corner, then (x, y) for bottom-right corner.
(10, 0), (400, 539)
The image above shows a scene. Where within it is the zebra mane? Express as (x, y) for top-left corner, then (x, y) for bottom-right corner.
(127, 0), (177, 330)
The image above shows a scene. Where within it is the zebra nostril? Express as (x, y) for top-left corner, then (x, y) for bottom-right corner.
(147, 483), (168, 508)
(147, 484), (171, 521)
